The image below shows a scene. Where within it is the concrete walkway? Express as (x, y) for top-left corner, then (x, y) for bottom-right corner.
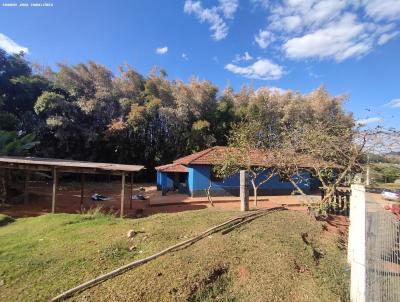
(148, 187), (321, 209)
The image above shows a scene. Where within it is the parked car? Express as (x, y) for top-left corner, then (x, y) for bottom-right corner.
(381, 189), (400, 201)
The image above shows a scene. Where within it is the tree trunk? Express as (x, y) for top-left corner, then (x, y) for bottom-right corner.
(288, 177), (314, 205)
(251, 178), (258, 208)
(206, 181), (213, 207)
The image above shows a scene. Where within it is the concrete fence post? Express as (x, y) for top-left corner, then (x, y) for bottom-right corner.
(240, 170), (249, 211)
(348, 184), (366, 302)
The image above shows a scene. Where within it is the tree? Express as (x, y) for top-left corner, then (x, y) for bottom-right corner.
(0, 130), (39, 156)
(0, 130), (39, 205)
(0, 48), (397, 190)
(215, 120), (278, 207)
(188, 120), (216, 152)
(34, 92), (67, 115)
(0, 49), (49, 131)
(372, 163), (400, 183)
(277, 122), (400, 215)
(219, 86), (364, 215)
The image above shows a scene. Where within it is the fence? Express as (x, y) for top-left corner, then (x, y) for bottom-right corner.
(321, 188), (351, 216)
(348, 184), (400, 302)
(366, 202), (400, 301)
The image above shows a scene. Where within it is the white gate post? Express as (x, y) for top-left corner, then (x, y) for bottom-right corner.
(240, 170), (249, 211)
(348, 184), (366, 302)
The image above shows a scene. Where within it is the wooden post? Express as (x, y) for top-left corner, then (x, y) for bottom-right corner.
(120, 172), (125, 218)
(80, 174), (85, 213)
(130, 173), (133, 210)
(240, 170), (249, 211)
(24, 170), (31, 204)
(0, 168), (5, 207)
(52, 168), (58, 214)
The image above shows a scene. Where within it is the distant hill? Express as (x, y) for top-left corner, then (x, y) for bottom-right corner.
(386, 151), (400, 163)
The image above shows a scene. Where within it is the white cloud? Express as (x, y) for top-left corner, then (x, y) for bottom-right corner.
(385, 98), (400, 108)
(355, 117), (383, 126)
(256, 86), (287, 94)
(283, 14), (372, 61)
(250, 0), (269, 10)
(254, 0), (400, 62)
(233, 51), (253, 62)
(364, 0), (400, 21)
(281, 16), (302, 32)
(254, 29), (274, 49)
(270, 0), (347, 32)
(225, 58), (284, 80)
(0, 33), (28, 54)
(218, 0), (239, 19)
(184, 0), (238, 40)
(156, 46), (168, 55)
(182, 53), (188, 60)
(307, 0), (347, 27)
(378, 31), (399, 45)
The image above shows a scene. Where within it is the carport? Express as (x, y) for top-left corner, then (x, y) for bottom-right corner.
(155, 163), (189, 195)
(0, 156), (145, 218)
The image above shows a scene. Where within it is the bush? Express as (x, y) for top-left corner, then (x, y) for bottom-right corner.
(0, 214), (15, 226)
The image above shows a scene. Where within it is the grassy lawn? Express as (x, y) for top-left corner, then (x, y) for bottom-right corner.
(0, 208), (349, 301)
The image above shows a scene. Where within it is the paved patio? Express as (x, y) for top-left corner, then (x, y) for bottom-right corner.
(148, 185), (322, 209)
(1, 182), (325, 218)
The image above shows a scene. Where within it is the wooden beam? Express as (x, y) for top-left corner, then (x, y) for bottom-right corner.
(80, 174), (85, 213)
(52, 167), (58, 213)
(24, 170), (31, 204)
(0, 163), (128, 176)
(130, 173), (133, 209)
(120, 172), (125, 218)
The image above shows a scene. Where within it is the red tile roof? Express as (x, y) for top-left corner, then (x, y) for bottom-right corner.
(173, 146), (271, 166)
(154, 163), (188, 173)
(171, 146), (339, 169)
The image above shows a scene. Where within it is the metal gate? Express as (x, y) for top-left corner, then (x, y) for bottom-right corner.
(365, 200), (400, 301)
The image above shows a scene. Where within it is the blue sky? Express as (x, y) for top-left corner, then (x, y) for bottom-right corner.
(0, 0), (399, 127)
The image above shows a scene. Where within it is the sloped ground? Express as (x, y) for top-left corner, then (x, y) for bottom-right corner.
(0, 209), (349, 301)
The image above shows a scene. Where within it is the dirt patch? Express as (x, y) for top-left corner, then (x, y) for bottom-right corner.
(188, 265), (232, 302)
(237, 265), (250, 281)
(0, 181), (210, 218)
(301, 232), (325, 265)
(322, 215), (349, 250)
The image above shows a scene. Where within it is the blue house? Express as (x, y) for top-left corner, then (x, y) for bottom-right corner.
(155, 146), (321, 197)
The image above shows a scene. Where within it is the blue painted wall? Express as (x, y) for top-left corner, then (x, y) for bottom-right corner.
(156, 171), (162, 190)
(159, 171), (189, 194)
(187, 164), (319, 197)
(160, 172), (174, 194)
(188, 165), (209, 194)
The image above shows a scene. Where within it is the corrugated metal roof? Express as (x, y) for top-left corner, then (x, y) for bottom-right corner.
(0, 156), (145, 173)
